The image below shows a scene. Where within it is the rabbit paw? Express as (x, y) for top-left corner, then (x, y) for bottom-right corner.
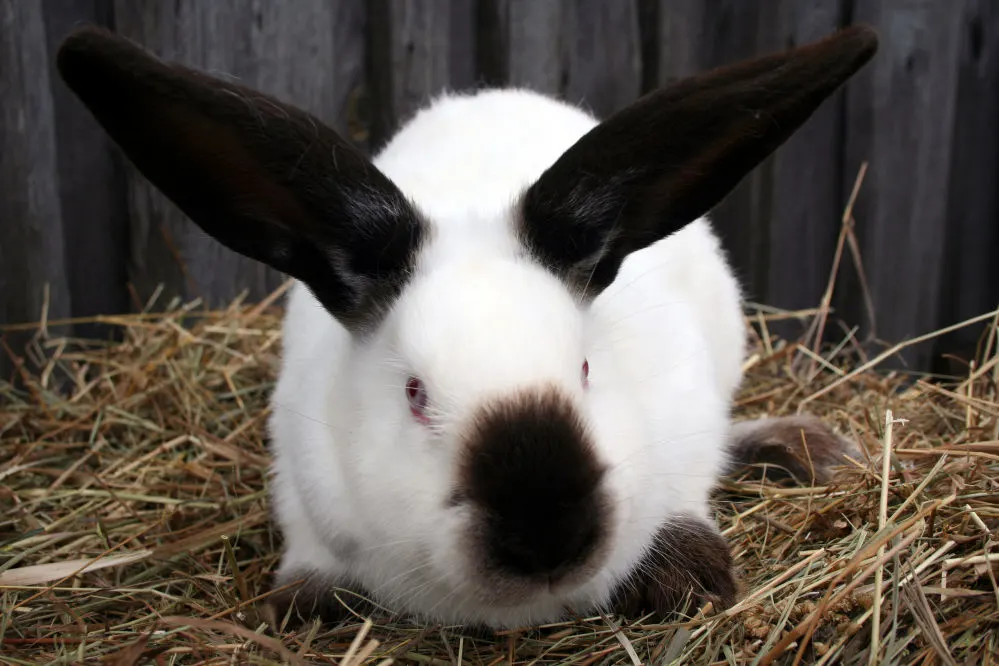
(609, 515), (738, 619)
(726, 414), (861, 485)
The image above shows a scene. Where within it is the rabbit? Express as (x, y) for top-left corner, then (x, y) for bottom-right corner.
(55, 24), (877, 631)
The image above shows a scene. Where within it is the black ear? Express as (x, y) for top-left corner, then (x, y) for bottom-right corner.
(56, 26), (426, 334)
(517, 25), (879, 299)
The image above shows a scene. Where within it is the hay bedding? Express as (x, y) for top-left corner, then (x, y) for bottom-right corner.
(1, 282), (997, 665)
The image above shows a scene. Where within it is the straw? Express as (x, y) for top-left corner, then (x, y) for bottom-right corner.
(2, 285), (997, 663)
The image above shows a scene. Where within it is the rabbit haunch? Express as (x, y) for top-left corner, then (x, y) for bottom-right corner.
(55, 25), (878, 629)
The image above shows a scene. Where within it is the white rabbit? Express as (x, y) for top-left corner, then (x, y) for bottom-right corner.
(56, 25), (877, 630)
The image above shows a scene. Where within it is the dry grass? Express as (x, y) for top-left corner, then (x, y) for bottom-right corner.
(2, 281), (998, 664)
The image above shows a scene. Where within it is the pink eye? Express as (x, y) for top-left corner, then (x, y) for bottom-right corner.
(406, 376), (430, 423)
(582, 359), (589, 388)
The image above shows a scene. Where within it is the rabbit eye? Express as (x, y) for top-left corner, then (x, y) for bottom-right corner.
(581, 359), (589, 388)
(406, 376), (430, 423)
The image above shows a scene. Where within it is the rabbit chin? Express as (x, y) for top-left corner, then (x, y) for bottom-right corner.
(356, 486), (660, 629)
(271, 473), (649, 630)
(403, 573), (616, 630)
(362, 529), (627, 629)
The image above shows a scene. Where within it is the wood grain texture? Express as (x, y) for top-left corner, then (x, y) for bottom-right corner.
(562, 0), (642, 118)
(765, 0), (847, 340)
(43, 0), (129, 342)
(842, 0), (964, 370)
(111, 0), (366, 310)
(367, 0), (453, 149)
(449, 0), (478, 90)
(503, 0), (564, 94)
(496, 0), (642, 118)
(0, 0), (72, 379)
(933, 0), (999, 373)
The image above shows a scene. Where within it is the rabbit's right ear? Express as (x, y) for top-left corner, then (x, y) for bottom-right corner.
(517, 25), (878, 301)
(56, 27), (425, 335)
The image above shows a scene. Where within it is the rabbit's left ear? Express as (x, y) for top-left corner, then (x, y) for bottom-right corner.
(56, 27), (426, 335)
(517, 25), (878, 300)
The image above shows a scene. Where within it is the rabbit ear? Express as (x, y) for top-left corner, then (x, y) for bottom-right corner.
(56, 27), (425, 334)
(517, 25), (879, 300)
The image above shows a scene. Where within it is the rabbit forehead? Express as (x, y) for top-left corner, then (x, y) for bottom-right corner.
(393, 254), (586, 397)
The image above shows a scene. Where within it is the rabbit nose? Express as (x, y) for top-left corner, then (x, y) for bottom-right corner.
(458, 385), (611, 581)
(487, 507), (603, 579)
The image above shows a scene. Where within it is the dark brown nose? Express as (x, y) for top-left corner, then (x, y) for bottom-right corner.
(458, 387), (609, 580)
(484, 499), (603, 580)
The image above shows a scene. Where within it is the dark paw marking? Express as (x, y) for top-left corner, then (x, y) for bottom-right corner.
(262, 570), (377, 630)
(610, 516), (737, 619)
(726, 414), (860, 485)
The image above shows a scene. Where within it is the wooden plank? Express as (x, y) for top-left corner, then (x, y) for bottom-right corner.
(449, 0), (478, 90)
(503, 0), (565, 95)
(0, 0), (72, 380)
(43, 0), (129, 342)
(367, 0), (453, 149)
(562, 0), (642, 118)
(841, 0), (964, 370)
(111, 0), (367, 310)
(932, 0), (999, 375)
(765, 1), (846, 339)
(497, 0), (642, 117)
(252, 0), (367, 138)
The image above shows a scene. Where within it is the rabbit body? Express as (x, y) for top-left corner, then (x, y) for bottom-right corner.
(268, 88), (746, 628)
(55, 23), (877, 631)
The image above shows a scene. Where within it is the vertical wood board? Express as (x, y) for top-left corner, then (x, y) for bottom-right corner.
(43, 0), (129, 341)
(0, 0), (72, 380)
(842, 0), (964, 369)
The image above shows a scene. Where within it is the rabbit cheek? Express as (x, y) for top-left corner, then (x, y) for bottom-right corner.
(453, 385), (613, 606)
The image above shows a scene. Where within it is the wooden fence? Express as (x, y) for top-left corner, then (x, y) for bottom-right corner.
(2, 0), (997, 381)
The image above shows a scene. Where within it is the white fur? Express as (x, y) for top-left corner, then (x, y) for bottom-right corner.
(267, 87), (747, 628)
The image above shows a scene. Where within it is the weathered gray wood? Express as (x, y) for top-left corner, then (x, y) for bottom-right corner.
(562, 0), (642, 118)
(111, 0), (367, 310)
(497, 0), (642, 118)
(765, 1), (847, 331)
(503, 0), (565, 94)
(0, 0), (72, 379)
(43, 0), (129, 342)
(842, 1), (964, 370)
(368, 0), (453, 148)
(933, 0), (999, 373)
(449, 0), (478, 90)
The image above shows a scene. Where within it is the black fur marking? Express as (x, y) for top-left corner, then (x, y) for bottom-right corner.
(517, 25), (879, 299)
(609, 515), (738, 618)
(55, 26), (426, 334)
(459, 386), (609, 581)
